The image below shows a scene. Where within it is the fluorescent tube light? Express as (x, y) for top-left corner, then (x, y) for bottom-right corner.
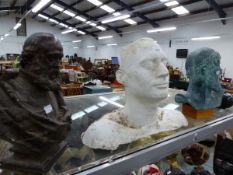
(75, 16), (86, 22)
(102, 14), (130, 24)
(98, 35), (113, 40)
(13, 23), (21, 30)
(50, 4), (64, 11)
(87, 45), (95, 48)
(147, 27), (176, 33)
(32, 0), (51, 13)
(72, 40), (81, 43)
(4, 33), (10, 37)
(96, 26), (106, 31)
(58, 23), (69, 28)
(77, 30), (86, 35)
(100, 5), (115, 13)
(38, 14), (49, 20)
(113, 12), (121, 16)
(192, 36), (221, 41)
(73, 47), (79, 49)
(87, 0), (103, 6)
(63, 10), (75, 17)
(124, 19), (137, 25)
(165, 1), (179, 7)
(48, 18), (59, 24)
(0, 37), (4, 41)
(160, 0), (169, 2)
(107, 43), (118, 46)
(89, 22), (97, 26)
(62, 29), (76, 34)
(172, 6), (189, 15)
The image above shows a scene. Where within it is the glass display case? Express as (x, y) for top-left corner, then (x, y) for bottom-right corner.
(1, 89), (233, 175)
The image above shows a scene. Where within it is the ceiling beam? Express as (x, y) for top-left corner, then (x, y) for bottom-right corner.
(74, 0), (203, 31)
(18, 0), (36, 14)
(0, 6), (22, 11)
(110, 0), (159, 28)
(53, 0), (123, 36)
(111, 2), (233, 30)
(9, 0), (17, 14)
(40, 12), (97, 38)
(204, 0), (227, 24)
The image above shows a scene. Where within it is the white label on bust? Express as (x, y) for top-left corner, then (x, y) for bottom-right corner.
(44, 104), (53, 114)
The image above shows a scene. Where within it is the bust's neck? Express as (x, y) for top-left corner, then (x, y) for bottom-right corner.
(123, 92), (160, 128)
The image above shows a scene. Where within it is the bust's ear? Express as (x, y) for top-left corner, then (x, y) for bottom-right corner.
(116, 70), (127, 84)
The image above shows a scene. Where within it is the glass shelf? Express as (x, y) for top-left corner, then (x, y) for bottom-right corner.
(1, 89), (233, 175)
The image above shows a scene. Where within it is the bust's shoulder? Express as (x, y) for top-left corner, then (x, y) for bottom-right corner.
(158, 108), (188, 129)
(82, 109), (133, 150)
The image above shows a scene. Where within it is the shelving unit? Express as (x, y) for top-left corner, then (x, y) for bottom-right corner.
(1, 89), (233, 175)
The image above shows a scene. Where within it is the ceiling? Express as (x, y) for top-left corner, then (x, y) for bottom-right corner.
(0, 0), (233, 38)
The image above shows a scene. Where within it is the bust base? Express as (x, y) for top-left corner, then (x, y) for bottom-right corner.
(182, 104), (215, 119)
(0, 141), (67, 175)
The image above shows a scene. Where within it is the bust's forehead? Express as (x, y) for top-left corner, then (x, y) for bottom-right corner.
(120, 38), (166, 70)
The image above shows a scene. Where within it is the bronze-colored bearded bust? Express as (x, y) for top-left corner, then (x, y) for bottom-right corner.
(0, 33), (71, 174)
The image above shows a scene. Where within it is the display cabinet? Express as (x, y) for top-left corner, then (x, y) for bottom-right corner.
(1, 89), (233, 175)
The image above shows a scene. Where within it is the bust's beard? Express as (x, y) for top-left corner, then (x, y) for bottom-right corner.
(20, 67), (61, 91)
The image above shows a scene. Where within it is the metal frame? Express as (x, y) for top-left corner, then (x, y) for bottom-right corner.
(204, 0), (227, 24)
(64, 112), (233, 175)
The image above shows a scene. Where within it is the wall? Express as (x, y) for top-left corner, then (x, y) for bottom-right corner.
(1, 9), (233, 77)
(0, 14), (78, 56)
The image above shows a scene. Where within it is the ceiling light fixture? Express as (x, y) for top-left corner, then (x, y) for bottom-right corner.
(87, 0), (103, 6)
(171, 6), (189, 15)
(63, 10), (75, 17)
(160, 0), (169, 2)
(96, 26), (106, 31)
(72, 40), (82, 43)
(98, 35), (113, 40)
(165, 1), (179, 7)
(62, 28), (76, 34)
(77, 31), (86, 35)
(48, 18), (59, 24)
(89, 22), (97, 26)
(101, 14), (130, 24)
(58, 23), (69, 28)
(38, 14), (49, 20)
(13, 23), (22, 30)
(87, 45), (95, 48)
(147, 27), (176, 33)
(75, 16), (86, 22)
(113, 12), (121, 16)
(100, 5), (115, 13)
(191, 36), (221, 41)
(107, 43), (117, 46)
(50, 4), (64, 11)
(32, 0), (51, 13)
(124, 19), (137, 25)
(0, 37), (4, 41)
(4, 33), (10, 37)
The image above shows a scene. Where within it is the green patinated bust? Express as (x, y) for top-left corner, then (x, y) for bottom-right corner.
(175, 47), (223, 110)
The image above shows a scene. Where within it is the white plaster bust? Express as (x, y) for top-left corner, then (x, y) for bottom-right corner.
(82, 38), (188, 150)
